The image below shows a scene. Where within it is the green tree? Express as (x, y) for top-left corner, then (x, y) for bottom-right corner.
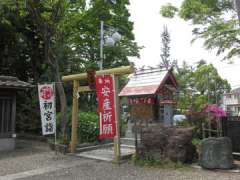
(65, 0), (140, 70)
(1, 0), (139, 76)
(193, 63), (230, 104)
(176, 62), (231, 112)
(175, 61), (195, 111)
(26, 0), (71, 138)
(0, 0), (140, 135)
(160, 3), (178, 18)
(160, 1), (240, 61)
(0, 1), (45, 81)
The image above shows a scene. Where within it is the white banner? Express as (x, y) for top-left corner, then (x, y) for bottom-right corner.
(38, 83), (56, 135)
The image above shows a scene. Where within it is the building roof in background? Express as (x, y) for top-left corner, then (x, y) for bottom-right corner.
(232, 87), (240, 94)
(0, 76), (31, 89)
(119, 68), (177, 96)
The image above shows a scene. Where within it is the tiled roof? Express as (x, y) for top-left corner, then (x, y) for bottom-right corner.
(119, 68), (169, 96)
(0, 76), (31, 89)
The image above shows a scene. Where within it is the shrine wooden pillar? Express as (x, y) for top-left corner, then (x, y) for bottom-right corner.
(70, 80), (79, 153)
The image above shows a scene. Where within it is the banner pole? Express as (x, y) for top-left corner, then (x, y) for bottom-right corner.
(38, 83), (57, 151)
(54, 82), (57, 155)
(55, 129), (57, 155)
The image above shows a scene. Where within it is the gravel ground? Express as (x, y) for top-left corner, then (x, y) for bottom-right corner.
(1, 139), (240, 180)
(0, 139), (77, 176)
(19, 160), (240, 180)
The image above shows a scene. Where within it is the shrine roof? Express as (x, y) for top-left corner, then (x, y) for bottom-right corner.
(119, 68), (177, 97)
(0, 76), (31, 89)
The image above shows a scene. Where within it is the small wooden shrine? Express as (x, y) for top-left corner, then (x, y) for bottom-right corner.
(119, 68), (178, 126)
(0, 76), (31, 151)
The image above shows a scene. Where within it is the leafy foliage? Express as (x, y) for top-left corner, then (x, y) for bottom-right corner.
(56, 111), (99, 143)
(175, 119), (191, 127)
(179, 0), (233, 23)
(77, 112), (99, 143)
(176, 61), (231, 112)
(160, 0), (240, 61)
(160, 3), (178, 18)
(0, 0), (139, 134)
(132, 154), (190, 170)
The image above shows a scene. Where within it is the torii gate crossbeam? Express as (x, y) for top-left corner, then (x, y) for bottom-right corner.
(62, 65), (134, 163)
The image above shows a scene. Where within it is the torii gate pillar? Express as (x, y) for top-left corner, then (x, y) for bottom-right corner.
(62, 66), (134, 162)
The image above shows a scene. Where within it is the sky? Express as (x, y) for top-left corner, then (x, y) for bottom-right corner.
(128, 0), (240, 88)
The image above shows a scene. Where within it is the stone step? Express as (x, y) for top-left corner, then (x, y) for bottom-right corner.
(76, 143), (136, 154)
(120, 138), (141, 146)
(233, 152), (240, 160)
(76, 143), (113, 153)
(75, 138), (139, 153)
(121, 144), (135, 149)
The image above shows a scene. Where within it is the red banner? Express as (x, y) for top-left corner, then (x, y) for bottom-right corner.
(96, 75), (116, 139)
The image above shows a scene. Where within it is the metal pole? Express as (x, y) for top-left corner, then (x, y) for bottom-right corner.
(207, 73), (211, 137)
(234, 0), (240, 26)
(202, 123), (205, 139)
(215, 81), (218, 105)
(55, 122), (57, 155)
(100, 21), (104, 70)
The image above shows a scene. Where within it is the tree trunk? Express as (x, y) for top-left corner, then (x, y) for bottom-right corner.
(27, 2), (68, 142)
(49, 51), (68, 141)
(44, 28), (68, 141)
(55, 68), (68, 140)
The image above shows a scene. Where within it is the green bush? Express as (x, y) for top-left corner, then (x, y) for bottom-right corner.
(77, 112), (99, 143)
(56, 110), (134, 144)
(57, 111), (99, 144)
(132, 154), (190, 170)
(192, 138), (201, 147)
(175, 119), (191, 127)
(176, 114), (207, 140)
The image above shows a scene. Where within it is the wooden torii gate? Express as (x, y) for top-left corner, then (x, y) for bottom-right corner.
(62, 65), (134, 162)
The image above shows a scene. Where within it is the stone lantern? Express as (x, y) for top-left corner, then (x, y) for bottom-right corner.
(0, 76), (31, 151)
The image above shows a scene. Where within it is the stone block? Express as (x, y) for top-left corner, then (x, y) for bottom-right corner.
(0, 138), (15, 151)
(200, 137), (233, 169)
(139, 126), (197, 163)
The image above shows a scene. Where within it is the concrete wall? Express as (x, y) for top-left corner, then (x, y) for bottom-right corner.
(0, 138), (15, 151)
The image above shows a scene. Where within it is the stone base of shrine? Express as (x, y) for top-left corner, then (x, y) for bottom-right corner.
(74, 144), (135, 162)
(0, 138), (15, 151)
